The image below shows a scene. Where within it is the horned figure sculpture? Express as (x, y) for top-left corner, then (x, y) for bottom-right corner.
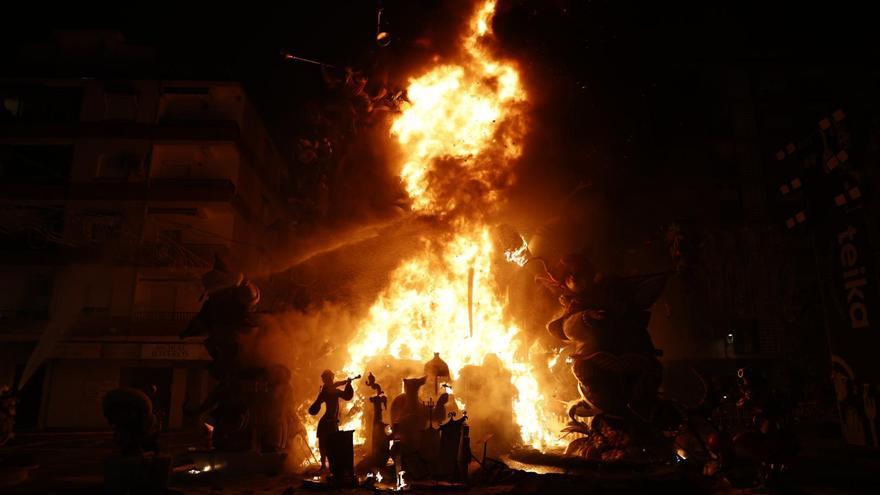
(542, 253), (670, 459)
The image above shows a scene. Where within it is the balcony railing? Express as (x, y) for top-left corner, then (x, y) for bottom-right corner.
(148, 178), (235, 188)
(122, 241), (228, 268)
(0, 308), (50, 320)
(147, 179), (236, 202)
(157, 96), (241, 125)
(132, 311), (198, 321)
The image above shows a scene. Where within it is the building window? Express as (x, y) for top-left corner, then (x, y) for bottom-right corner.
(162, 86), (209, 95)
(79, 209), (122, 243)
(159, 229), (183, 244)
(0, 204), (65, 247)
(730, 319), (760, 355)
(0, 273), (21, 314)
(134, 278), (202, 317)
(20, 274), (53, 319)
(97, 151), (142, 180)
(104, 92), (139, 121)
(146, 207), (197, 216)
(0, 86), (82, 123)
(159, 159), (200, 179)
(1, 96), (23, 119)
(719, 185), (744, 223)
(0, 145), (73, 183)
(83, 281), (112, 313)
(158, 87), (231, 123)
(0, 272), (58, 319)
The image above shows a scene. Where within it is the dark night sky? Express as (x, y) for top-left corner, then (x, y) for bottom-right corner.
(4, 0), (876, 139)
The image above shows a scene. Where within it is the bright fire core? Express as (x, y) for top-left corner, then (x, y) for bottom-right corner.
(310, 0), (565, 453)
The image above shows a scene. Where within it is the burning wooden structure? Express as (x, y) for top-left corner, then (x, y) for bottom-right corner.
(301, 0), (566, 460)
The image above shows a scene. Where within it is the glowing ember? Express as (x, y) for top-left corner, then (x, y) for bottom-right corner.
(547, 348), (564, 369)
(503, 235), (531, 267)
(318, 0), (564, 453)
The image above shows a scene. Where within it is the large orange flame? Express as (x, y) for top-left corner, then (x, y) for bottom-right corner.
(304, 0), (564, 457)
(391, 0), (526, 216)
(302, 0), (562, 458)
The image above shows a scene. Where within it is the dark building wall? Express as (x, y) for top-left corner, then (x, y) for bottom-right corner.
(0, 32), (294, 430)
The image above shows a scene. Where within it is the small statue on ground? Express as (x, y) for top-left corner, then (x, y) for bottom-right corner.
(102, 388), (171, 495)
(361, 372), (391, 471)
(102, 388), (159, 455)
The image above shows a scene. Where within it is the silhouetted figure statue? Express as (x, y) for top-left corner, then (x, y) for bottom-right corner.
(181, 255), (298, 454)
(361, 372), (391, 471)
(102, 388), (171, 495)
(308, 370), (355, 470)
(182, 255), (259, 381)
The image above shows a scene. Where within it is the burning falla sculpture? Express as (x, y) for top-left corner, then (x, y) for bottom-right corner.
(540, 252), (671, 459)
(181, 256), (299, 453)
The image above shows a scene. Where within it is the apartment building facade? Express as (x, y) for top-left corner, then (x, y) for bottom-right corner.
(0, 36), (290, 429)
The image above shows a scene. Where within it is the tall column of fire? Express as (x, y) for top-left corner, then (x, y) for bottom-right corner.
(305, 0), (566, 455)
